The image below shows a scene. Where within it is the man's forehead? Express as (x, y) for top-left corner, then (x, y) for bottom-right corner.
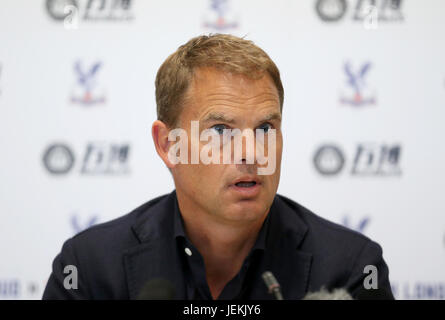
(176, 67), (280, 126)
(193, 66), (274, 86)
(188, 68), (278, 103)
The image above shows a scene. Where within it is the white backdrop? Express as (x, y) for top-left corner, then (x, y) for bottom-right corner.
(0, 0), (444, 299)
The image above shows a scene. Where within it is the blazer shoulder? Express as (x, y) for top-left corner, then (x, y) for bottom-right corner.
(276, 194), (373, 249)
(43, 193), (173, 299)
(68, 193), (170, 248)
(275, 194), (392, 297)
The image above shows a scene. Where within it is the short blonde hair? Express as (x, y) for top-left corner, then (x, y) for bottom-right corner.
(155, 34), (284, 127)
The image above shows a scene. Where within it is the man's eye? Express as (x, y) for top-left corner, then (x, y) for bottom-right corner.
(257, 123), (272, 133)
(211, 124), (228, 135)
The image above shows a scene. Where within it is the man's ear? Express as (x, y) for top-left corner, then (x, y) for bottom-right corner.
(152, 120), (175, 169)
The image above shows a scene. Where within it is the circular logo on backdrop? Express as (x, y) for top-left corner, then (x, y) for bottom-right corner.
(42, 144), (75, 174)
(315, 0), (348, 22)
(46, 0), (77, 20)
(313, 145), (345, 176)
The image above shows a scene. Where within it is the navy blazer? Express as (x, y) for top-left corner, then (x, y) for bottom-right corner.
(42, 191), (394, 299)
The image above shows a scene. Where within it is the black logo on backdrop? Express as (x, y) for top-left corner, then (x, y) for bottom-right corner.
(46, 0), (77, 20)
(42, 143), (130, 175)
(42, 144), (75, 174)
(314, 143), (402, 176)
(351, 143), (401, 175)
(315, 0), (403, 23)
(46, 0), (134, 22)
(81, 143), (130, 174)
(316, 0), (348, 22)
(313, 145), (345, 176)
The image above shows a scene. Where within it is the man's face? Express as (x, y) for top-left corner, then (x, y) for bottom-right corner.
(172, 67), (283, 225)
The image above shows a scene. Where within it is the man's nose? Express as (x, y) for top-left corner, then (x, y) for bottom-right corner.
(234, 129), (256, 165)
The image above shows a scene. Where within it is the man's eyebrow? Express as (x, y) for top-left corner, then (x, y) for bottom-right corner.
(262, 112), (282, 122)
(201, 112), (236, 124)
(200, 111), (282, 124)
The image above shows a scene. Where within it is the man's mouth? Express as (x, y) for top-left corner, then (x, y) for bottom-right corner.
(230, 176), (262, 198)
(230, 177), (261, 198)
(235, 181), (257, 188)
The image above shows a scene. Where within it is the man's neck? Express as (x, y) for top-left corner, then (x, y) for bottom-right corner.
(176, 192), (268, 299)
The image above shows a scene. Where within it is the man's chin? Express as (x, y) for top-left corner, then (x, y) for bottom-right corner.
(219, 200), (268, 223)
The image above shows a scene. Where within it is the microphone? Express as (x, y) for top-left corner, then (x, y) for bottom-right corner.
(262, 271), (284, 300)
(303, 287), (353, 300)
(137, 278), (176, 300)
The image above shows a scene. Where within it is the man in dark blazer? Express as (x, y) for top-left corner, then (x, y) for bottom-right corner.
(43, 34), (394, 300)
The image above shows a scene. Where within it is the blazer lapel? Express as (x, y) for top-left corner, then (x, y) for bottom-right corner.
(123, 192), (187, 299)
(250, 196), (313, 300)
(123, 239), (186, 299)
